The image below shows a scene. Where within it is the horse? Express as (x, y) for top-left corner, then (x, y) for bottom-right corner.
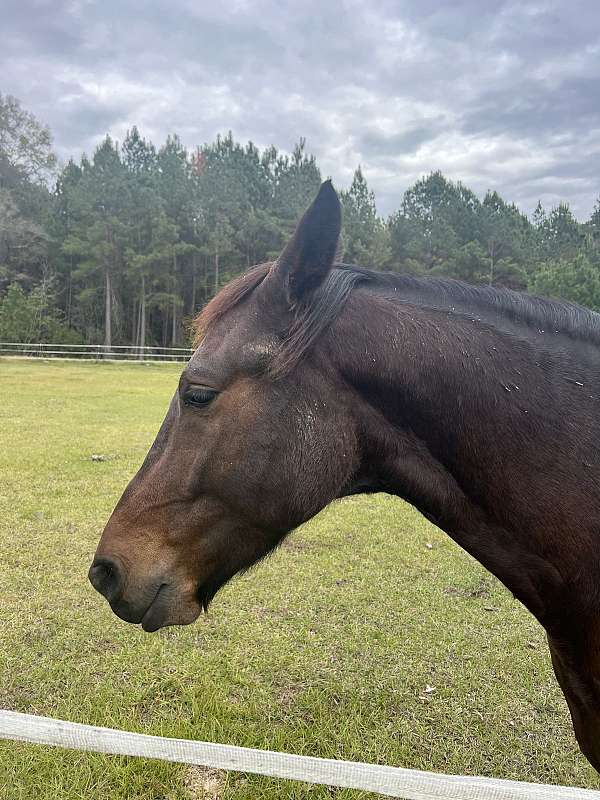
(89, 181), (600, 772)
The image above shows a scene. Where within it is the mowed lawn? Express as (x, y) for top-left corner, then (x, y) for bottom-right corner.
(0, 359), (598, 799)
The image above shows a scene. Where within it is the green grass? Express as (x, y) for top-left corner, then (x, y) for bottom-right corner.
(0, 358), (598, 799)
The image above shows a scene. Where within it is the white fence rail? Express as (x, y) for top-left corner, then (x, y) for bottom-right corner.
(1, 710), (598, 799)
(0, 341), (193, 362)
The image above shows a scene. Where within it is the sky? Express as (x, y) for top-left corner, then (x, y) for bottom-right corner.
(3, 0), (600, 219)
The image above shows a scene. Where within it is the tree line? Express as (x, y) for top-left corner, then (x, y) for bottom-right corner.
(2, 92), (600, 348)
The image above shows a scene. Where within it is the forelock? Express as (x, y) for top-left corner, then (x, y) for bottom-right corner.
(191, 263), (272, 347)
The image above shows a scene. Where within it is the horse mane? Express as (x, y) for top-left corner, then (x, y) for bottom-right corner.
(349, 268), (600, 346)
(192, 263), (600, 373)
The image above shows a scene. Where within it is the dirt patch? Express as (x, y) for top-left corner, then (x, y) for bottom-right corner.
(444, 578), (492, 599)
(249, 604), (292, 619)
(183, 765), (227, 799)
(281, 537), (312, 553)
(277, 682), (306, 709)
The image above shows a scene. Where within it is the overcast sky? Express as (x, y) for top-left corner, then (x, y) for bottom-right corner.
(3, 0), (600, 219)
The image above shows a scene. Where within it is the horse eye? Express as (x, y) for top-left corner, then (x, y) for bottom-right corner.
(183, 387), (218, 408)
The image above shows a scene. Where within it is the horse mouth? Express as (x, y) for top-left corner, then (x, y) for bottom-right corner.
(109, 581), (169, 631)
(106, 578), (205, 632)
(140, 582), (205, 632)
(140, 583), (169, 632)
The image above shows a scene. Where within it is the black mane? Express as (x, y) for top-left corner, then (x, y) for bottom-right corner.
(337, 265), (600, 346)
(195, 262), (600, 376)
(274, 264), (600, 374)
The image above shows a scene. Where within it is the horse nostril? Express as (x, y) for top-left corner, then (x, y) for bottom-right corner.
(88, 557), (123, 602)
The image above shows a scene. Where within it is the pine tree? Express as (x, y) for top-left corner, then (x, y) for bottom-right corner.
(531, 253), (600, 311)
(340, 167), (390, 267)
(61, 137), (131, 346)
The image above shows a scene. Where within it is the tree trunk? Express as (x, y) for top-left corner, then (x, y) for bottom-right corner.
(66, 266), (72, 325)
(162, 306), (168, 347)
(104, 267), (112, 351)
(132, 297), (139, 345)
(171, 252), (178, 346)
(214, 247), (219, 296)
(140, 274), (146, 352)
(171, 295), (177, 346)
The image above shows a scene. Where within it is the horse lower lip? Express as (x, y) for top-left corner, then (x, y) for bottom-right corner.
(140, 584), (168, 632)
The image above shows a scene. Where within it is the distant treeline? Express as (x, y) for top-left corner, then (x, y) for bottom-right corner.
(1, 92), (600, 348)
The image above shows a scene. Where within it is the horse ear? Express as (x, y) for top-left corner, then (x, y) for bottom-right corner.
(273, 180), (342, 306)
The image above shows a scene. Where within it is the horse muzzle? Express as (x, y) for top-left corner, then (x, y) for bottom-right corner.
(88, 555), (201, 632)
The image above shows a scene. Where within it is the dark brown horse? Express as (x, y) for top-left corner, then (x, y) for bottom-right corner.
(90, 181), (600, 772)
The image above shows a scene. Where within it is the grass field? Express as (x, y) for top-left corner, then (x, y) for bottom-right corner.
(0, 358), (598, 799)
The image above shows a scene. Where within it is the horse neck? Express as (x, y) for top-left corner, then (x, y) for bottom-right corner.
(333, 291), (542, 501)
(329, 290), (596, 626)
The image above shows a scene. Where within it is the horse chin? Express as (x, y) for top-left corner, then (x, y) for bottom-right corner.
(140, 590), (202, 632)
(141, 573), (232, 631)
(110, 582), (202, 633)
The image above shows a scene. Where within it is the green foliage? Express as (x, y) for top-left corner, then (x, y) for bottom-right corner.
(0, 281), (81, 342)
(340, 167), (391, 267)
(530, 254), (600, 311)
(480, 191), (531, 287)
(588, 200), (600, 251)
(437, 240), (489, 283)
(0, 282), (31, 339)
(537, 202), (582, 261)
(387, 172), (593, 296)
(0, 93), (56, 188)
(389, 171), (480, 269)
(0, 187), (50, 291)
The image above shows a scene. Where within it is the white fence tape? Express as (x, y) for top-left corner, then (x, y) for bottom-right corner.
(1, 710), (598, 799)
(0, 342), (193, 362)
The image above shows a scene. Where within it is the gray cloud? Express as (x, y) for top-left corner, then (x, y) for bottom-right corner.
(2, 0), (600, 219)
